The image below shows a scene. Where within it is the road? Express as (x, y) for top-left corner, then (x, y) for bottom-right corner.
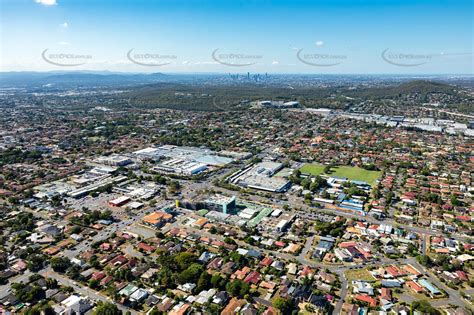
(165, 211), (474, 310)
(62, 202), (171, 259)
(408, 259), (470, 309)
(9, 166), (472, 312)
(0, 268), (139, 314)
(0, 270), (32, 298)
(42, 268), (139, 315)
(300, 235), (315, 259)
(333, 273), (348, 315)
(164, 216), (394, 310)
(204, 183), (474, 243)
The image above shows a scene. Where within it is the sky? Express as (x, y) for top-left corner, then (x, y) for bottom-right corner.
(0, 0), (473, 74)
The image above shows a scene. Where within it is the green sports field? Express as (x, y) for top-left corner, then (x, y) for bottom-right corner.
(299, 164), (381, 185)
(299, 163), (326, 176)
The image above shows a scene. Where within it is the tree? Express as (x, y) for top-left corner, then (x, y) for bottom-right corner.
(178, 263), (204, 284)
(89, 279), (99, 289)
(411, 300), (439, 314)
(273, 297), (294, 314)
(174, 252), (197, 271)
(226, 279), (250, 298)
(25, 302), (54, 315)
(28, 254), (45, 272)
(416, 255), (431, 267)
(310, 176), (327, 191)
(210, 273), (226, 290)
(169, 180), (181, 193)
(50, 257), (71, 273)
(196, 271), (211, 292)
(323, 165), (331, 174)
(93, 302), (122, 315)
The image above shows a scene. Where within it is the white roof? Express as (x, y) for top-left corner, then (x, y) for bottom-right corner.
(62, 295), (81, 307)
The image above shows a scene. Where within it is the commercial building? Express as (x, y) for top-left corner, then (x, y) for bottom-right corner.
(153, 159), (208, 176)
(134, 145), (233, 167)
(238, 208), (260, 220)
(68, 175), (128, 198)
(95, 154), (132, 167)
(228, 161), (291, 193)
(258, 100), (299, 108)
(204, 194), (236, 214)
(307, 108), (333, 116)
(108, 196), (131, 207)
(142, 211), (173, 228)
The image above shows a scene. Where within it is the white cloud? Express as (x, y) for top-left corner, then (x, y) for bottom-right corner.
(194, 61), (219, 65)
(60, 22), (68, 28)
(35, 0), (57, 6)
(57, 41), (71, 46)
(315, 41), (324, 47)
(272, 60), (279, 65)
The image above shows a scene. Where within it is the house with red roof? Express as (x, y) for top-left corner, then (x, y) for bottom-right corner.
(91, 271), (106, 281)
(260, 256), (273, 267)
(244, 271), (262, 285)
(100, 243), (112, 251)
(108, 255), (128, 267)
(406, 281), (423, 293)
(385, 265), (406, 278)
(380, 288), (392, 302)
(100, 275), (113, 286)
(232, 266), (251, 280)
(339, 241), (357, 248)
(137, 242), (156, 254)
(456, 270), (468, 282)
(274, 241), (285, 248)
(300, 265), (314, 278)
(354, 294), (377, 307)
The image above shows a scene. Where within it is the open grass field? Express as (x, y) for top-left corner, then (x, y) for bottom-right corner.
(330, 166), (382, 185)
(299, 163), (326, 176)
(299, 164), (382, 186)
(344, 269), (377, 282)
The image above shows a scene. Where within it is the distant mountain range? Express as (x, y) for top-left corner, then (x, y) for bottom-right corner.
(0, 71), (169, 88)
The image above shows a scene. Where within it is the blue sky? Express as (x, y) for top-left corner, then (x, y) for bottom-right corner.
(0, 0), (472, 74)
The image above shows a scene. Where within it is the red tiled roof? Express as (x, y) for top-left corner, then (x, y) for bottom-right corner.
(354, 294), (377, 307)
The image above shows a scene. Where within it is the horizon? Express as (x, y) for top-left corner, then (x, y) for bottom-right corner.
(1, 0), (472, 74)
(1, 70), (474, 77)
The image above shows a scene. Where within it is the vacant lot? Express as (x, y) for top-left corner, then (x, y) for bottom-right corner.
(300, 164), (382, 186)
(344, 269), (377, 282)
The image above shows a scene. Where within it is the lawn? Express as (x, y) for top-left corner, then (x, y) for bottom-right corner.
(331, 166), (381, 185)
(299, 163), (326, 176)
(299, 163), (382, 186)
(344, 269), (377, 282)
